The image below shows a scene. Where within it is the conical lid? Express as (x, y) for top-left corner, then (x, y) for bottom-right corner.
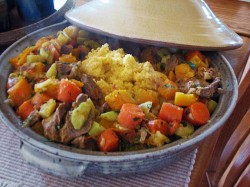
(65, 0), (243, 51)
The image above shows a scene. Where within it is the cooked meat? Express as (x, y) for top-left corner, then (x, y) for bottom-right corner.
(61, 45), (73, 54)
(139, 46), (160, 64)
(97, 102), (111, 114)
(42, 103), (70, 142)
(56, 61), (81, 79)
(72, 93), (88, 108)
(81, 74), (103, 104)
(56, 62), (73, 78)
(196, 77), (222, 98)
(68, 61), (82, 79)
(60, 108), (95, 143)
(197, 67), (220, 80)
(165, 54), (182, 75)
(23, 110), (40, 127)
(71, 136), (86, 149)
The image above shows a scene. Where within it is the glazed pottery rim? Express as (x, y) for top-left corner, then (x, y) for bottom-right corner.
(0, 21), (238, 162)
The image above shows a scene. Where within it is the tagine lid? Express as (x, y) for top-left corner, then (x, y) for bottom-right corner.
(65, 0), (243, 51)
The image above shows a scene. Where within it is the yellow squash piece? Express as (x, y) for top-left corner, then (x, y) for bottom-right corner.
(174, 92), (198, 106)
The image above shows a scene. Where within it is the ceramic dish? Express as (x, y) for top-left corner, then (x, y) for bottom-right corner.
(0, 21), (238, 177)
(0, 0), (75, 47)
(65, 0), (242, 51)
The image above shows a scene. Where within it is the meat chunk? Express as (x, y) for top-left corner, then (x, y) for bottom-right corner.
(23, 110), (40, 127)
(81, 74), (103, 104)
(56, 61), (81, 79)
(196, 77), (222, 98)
(72, 93), (88, 108)
(42, 103), (70, 142)
(60, 108), (95, 143)
(71, 136), (98, 150)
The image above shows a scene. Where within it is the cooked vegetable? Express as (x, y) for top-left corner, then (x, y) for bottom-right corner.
(184, 102), (210, 125)
(99, 111), (118, 121)
(71, 101), (92, 130)
(32, 92), (51, 110)
(158, 79), (178, 100)
(175, 123), (194, 138)
(207, 99), (218, 114)
(57, 79), (81, 103)
(185, 50), (208, 68)
(147, 119), (168, 135)
(174, 92), (198, 106)
(167, 120), (181, 135)
(39, 99), (57, 119)
(175, 63), (195, 80)
(88, 121), (105, 137)
(16, 99), (34, 120)
(7, 77), (32, 107)
(147, 131), (170, 147)
(105, 90), (135, 110)
(98, 129), (119, 152)
(117, 103), (145, 130)
(6, 25), (222, 152)
(158, 102), (183, 123)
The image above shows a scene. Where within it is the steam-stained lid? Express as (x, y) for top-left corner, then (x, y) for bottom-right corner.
(65, 0), (243, 51)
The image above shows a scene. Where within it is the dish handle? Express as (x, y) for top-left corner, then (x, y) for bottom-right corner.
(19, 140), (90, 177)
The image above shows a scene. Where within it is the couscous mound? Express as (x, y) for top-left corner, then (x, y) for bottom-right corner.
(80, 44), (167, 106)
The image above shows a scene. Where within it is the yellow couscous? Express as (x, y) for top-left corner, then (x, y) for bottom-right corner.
(80, 44), (167, 106)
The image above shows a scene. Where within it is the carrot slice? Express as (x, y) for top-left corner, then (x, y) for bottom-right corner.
(184, 102), (210, 125)
(32, 92), (51, 109)
(117, 103), (145, 130)
(158, 102), (183, 123)
(57, 79), (81, 103)
(16, 99), (34, 120)
(185, 50), (205, 62)
(147, 119), (168, 135)
(98, 129), (119, 152)
(7, 77), (32, 107)
(158, 79), (178, 101)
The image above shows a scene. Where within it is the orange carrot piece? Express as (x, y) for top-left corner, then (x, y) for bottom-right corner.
(98, 129), (119, 152)
(7, 77), (32, 107)
(16, 99), (34, 120)
(185, 50), (205, 62)
(117, 103), (145, 130)
(57, 79), (81, 103)
(32, 92), (51, 109)
(158, 79), (178, 101)
(184, 102), (210, 125)
(158, 102), (183, 123)
(147, 119), (168, 135)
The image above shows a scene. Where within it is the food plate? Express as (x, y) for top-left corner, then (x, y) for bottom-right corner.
(65, 0), (243, 51)
(0, 21), (238, 177)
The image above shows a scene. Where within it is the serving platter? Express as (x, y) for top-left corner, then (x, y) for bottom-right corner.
(0, 21), (238, 177)
(65, 0), (243, 51)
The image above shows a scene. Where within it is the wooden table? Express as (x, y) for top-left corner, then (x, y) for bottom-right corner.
(190, 1), (250, 186)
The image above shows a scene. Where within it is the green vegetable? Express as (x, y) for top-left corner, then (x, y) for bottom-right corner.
(46, 63), (57, 78)
(207, 99), (218, 114)
(39, 99), (57, 119)
(57, 31), (70, 45)
(99, 111), (118, 121)
(88, 121), (105, 137)
(27, 55), (46, 63)
(71, 102), (92, 130)
(40, 47), (49, 59)
(175, 123), (194, 139)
